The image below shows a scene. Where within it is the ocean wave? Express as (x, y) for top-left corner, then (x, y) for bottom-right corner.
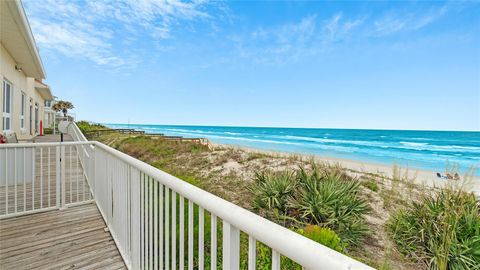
(409, 137), (434, 141)
(400, 142), (429, 147)
(280, 135), (392, 148)
(208, 135), (303, 146)
(399, 141), (480, 153)
(162, 128), (249, 137)
(164, 128), (212, 134)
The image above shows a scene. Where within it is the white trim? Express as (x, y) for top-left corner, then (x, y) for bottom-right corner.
(2, 79), (13, 131)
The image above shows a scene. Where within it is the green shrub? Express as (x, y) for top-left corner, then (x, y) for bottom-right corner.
(76, 120), (106, 133)
(43, 127), (53, 134)
(362, 179), (379, 192)
(388, 188), (480, 270)
(255, 243), (302, 270)
(294, 168), (370, 247)
(250, 171), (297, 216)
(297, 225), (344, 253)
(253, 226), (344, 270)
(250, 165), (370, 248)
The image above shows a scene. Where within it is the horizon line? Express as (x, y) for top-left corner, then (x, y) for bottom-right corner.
(98, 121), (480, 133)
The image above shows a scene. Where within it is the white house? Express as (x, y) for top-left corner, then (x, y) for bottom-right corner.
(0, 0), (53, 140)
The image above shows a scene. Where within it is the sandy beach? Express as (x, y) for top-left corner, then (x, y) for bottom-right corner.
(219, 143), (480, 196)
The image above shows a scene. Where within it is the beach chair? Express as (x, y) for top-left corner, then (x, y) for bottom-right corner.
(4, 131), (18, 143)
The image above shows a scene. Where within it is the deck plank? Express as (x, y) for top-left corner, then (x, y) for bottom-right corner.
(0, 204), (126, 270)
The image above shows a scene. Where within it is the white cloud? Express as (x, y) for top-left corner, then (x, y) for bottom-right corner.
(232, 13), (363, 64)
(231, 5), (449, 65)
(321, 13), (364, 43)
(23, 1), (452, 68)
(23, 0), (219, 69)
(371, 6), (448, 36)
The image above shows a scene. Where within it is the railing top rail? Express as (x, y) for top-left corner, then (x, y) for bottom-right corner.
(0, 141), (94, 148)
(93, 141), (372, 270)
(71, 122), (89, 142)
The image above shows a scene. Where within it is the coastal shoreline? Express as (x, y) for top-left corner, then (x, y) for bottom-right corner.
(105, 123), (480, 177)
(214, 143), (480, 195)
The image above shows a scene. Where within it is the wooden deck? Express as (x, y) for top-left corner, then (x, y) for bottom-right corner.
(0, 203), (126, 269)
(0, 134), (91, 215)
(1, 135), (126, 269)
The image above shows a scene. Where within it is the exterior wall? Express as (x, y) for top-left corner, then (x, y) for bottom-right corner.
(1, 43), (46, 140)
(44, 108), (55, 128)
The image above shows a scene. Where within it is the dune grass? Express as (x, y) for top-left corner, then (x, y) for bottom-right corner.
(387, 186), (480, 270)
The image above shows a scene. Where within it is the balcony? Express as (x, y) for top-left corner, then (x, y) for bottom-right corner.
(0, 123), (372, 269)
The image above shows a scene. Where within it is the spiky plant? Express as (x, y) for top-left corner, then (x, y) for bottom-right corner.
(388, 188), (480, 270)
(250, 171), (297, 217)
(294, 168), (370, 247)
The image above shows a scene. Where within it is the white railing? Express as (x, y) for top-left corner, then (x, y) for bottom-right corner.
(0, 141), (95, 218)
(90, 141), (372, 270)
(0, 125), (373, 270)
(69, 122), (88, 142)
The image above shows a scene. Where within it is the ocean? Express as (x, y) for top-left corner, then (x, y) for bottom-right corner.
(105, 124), (480, 175)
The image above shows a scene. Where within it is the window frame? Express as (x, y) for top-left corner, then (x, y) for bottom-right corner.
(2, 79), (13, 131)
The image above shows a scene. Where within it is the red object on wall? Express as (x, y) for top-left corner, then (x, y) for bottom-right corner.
(40, 120), (43, 136)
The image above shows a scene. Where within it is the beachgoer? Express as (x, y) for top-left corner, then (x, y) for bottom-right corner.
(454, 173), (460, 180)
(436, 172), (442, 178)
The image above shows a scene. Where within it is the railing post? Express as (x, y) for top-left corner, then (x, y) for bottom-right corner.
(60, 144), (66, 209)
(89, 144), (96, 200)
(130, 167), (141, 269)
(222, 221), (240, 270)
(56, 146), (60, 208)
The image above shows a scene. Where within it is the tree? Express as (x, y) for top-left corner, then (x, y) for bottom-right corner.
(52, 100), (74, 117)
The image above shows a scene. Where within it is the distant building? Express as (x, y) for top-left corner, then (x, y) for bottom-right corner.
(43, 96), (57, 129)
(1, 0), (54, 140)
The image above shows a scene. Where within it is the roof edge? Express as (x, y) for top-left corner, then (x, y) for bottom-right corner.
(35, 80), (53, 100)
(9, 0), (46, 79)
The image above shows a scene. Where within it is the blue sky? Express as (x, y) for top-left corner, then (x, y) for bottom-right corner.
(23, 0), (480, 131)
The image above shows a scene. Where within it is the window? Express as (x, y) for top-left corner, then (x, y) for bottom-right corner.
(2, 80), (12, 131)
(21, 92), (26, 129)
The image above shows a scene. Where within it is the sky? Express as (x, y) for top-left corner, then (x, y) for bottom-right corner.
(23, 0), (480, 131)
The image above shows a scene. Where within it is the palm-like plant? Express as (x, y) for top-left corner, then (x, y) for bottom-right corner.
(294, 169), (370, 247)
(250, 165), (370, 248)
(388, 188), (480, 270)
(250, 171), (297, 216)
(52, 100), (74, 117)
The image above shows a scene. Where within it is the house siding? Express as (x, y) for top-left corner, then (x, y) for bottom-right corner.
(1, 43), (47, 140)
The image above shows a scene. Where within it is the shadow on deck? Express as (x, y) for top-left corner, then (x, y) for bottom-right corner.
(0, 204), (126, 269)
